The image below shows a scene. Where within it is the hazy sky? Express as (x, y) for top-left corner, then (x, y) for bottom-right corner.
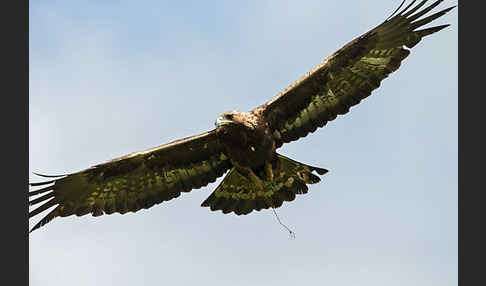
(29, 1), (457, 285)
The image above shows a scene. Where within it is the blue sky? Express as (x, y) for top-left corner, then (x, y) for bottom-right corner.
(29, 1), (457, 285)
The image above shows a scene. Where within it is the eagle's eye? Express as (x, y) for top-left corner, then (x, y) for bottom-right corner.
(224, 114), (234, 120)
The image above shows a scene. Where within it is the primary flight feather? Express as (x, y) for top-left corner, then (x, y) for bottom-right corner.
(29, 0), (455, 232)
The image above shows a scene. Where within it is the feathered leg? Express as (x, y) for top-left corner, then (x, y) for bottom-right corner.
(231, 161), (264, 191)
(265, 161), (274, 182)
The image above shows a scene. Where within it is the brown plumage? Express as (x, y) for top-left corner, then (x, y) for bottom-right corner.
(29, 0), (455, 232)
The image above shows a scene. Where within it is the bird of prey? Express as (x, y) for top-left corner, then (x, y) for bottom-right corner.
(29, 0), (455, 232)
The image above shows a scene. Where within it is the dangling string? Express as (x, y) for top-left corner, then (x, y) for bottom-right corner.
(272, 208), (296, 239)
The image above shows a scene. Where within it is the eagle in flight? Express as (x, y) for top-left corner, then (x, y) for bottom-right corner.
(29, 0), (455, 232)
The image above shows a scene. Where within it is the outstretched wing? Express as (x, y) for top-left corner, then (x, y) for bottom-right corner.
(29, 130), (231, 232)
(257, 0), (455, 148)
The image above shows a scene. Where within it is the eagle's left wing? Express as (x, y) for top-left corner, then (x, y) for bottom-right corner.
(29, 130), (231, 232)
(257, 0), (454, 148)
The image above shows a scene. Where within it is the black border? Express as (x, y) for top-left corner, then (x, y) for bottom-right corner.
(4, 0), (28, 285)
(459, 1), (484, 286)
(458, 1), (482, 286)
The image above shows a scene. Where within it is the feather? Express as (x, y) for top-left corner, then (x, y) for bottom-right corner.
(28, 130), (231, 232)
(402, 0), (429, 17)
(29, 180), (57, 187)
(415, 24), (450, 37)
(29, 192), (55, 206)
(398, 0), (419, 16)
(30, 206), (60, 233)
(385, 0), (406, 22)
(407, 0), (444, 22)
(29, 184), (54, 197)
(410, 6), (456, 30)
(29, 198), (57, 218)
(202, 154), (327, 215)
(32, 172), (68, 178)
(259, 0), (454, 147)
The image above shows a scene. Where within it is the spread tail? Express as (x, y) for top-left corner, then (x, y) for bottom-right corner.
(201, 153), (328, 215)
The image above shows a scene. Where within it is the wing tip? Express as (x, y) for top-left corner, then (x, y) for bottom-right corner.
(29, 172), (68, 187)
(29, 180), (56, 187)
(29, 191), (55, 206)
(29, 205), (60, 233)
(32, 172), (68, 178)
(415, 23), (451, 38)
(385, 0), (407, 22)
(315, 168), (329, 175)
(395, 0), (455, 25)
(28, 184), (55, 197)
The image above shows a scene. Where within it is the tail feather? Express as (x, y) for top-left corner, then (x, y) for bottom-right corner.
(201, 154), (328, 215)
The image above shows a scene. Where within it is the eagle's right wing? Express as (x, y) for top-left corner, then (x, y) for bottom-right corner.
(29, 130), (231, 232)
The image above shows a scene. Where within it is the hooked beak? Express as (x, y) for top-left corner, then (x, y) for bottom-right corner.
(214, 115), (256, 130)
(215, 116), (233, 127)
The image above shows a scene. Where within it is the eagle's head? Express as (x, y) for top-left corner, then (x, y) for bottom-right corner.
(215, 110), (256, 130)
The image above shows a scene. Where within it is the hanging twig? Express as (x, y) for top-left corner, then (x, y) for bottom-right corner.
(272, 208), (296, 239)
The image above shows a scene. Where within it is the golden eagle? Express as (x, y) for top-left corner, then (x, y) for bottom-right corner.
(29, 0), (455, 232)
